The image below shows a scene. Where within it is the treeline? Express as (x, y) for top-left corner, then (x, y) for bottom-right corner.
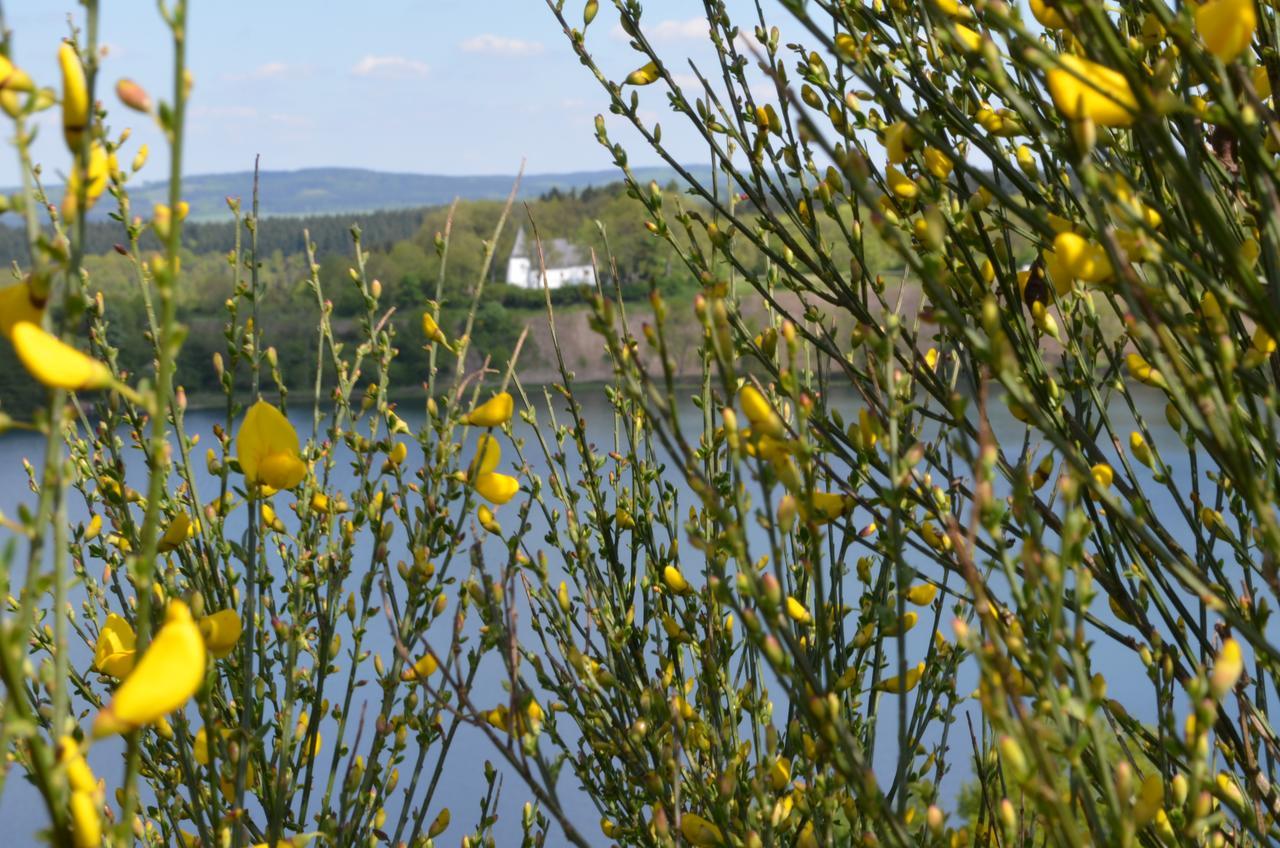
(0, 206), (430, 267)
(0, 182), (707, 415)
(0, 179), (896, 416)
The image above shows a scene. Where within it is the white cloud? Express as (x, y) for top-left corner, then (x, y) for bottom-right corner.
(225, 61), (313, 82)
(351, 55), (430, 79)
(459, 34), (544, 57)
(613, 17), (710, 42)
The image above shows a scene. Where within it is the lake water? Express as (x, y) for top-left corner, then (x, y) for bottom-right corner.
(0, 383), (1225, 845)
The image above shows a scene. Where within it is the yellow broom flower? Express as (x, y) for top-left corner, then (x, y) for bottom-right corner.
(0, 277), (45, 340)
(662, 564), (693, 595)
(0, 54), (33, 96)
(63, 141), (111, 220)
(11, 321), (112, 390)
(625, 61), (661, 86)
(1210, 638), (1243, 699)
(1029, 0), (1066, 28)
(468, 434), (520, 505)
(198, 609), (242, 659)
(59, 41), (88, 152)
(422, 311), (447, 345)
(474, 470), (519, 504)
(93, 600), (207, 737)
(905, 583), (938, 606)
(61, 738), (103, 848)
(886, 165), (919, 200)
(1047, 54), (1137, 127)
(1195, 0), (1256, 62)
(92, 612), (136, 678)
(953, 24), (982, 52)
(464, 391), (514, 427)
(785, 596), (812, 624)
(806, 491), (852, 523)
(1126, 352), (1167, 389)
(401, 652), (439, 681)
(469, 433), (502, 477)
(157, 513), (193, 553)
(876, 661), (926, 692)
(236, 400), (308, 491)
(739, 384), (786, 440)
(923, 147), (953, 179)
(883, 121), (915, 164)
(679, 813), (724, 847)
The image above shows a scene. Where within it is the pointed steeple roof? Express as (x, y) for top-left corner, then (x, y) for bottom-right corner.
(510, 227), (528, 260)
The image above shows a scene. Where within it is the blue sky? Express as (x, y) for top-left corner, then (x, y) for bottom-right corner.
(0, 1), (778, 184)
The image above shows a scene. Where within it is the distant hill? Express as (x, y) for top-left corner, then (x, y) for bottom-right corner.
(81, 165), (709, 221)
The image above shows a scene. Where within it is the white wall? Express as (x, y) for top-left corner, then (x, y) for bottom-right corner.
(505, 257), (531, 286)
(542, 265), (595, 289)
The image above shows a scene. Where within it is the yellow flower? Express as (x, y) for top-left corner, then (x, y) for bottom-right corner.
(474, 470), (519, 504)
(1047, 54), (1137, 127)
(401, 652), (439, 681)
(1029, 0), (1066, 28)
(905, 583), (938, 606)
(386, 441), (408, 466)
(59, 42), (88, 151)
(477, 503), (502, 534)
(883, 120), (915, 164)
(806, 491), (852, 523)
(662, 564), (693, 595)
(1090, 462), (1114, 489)
(1126, 352), (1167, 389)
(625, 61), (661, 85)
(0, 54), (33, 97)
(1210, 638), (1243, 698)
(739, 384), (786, 440)
(469, 433), (501, 477)
(679, 812), (724, 846)
(61, 738), (103, 848)
(1195, 0), (1256, 62)
(468, 434), (519, 505)
(876, 661), (926, 692)
(886, 165), (919, 200)
(63, 142), (111, 220)
(93, 600), (207, 737)
(198, 609), (242, 659)
(11, 321), (112, 390)
(0, 278), (45, 340)
(1044, 232), (1112, 294)
(236, 400), (308, 491)
(923, 147), (953, 179)
(422, 311), (447, 345)
(157, 513), (193, 553)
(768, 756), (791, 791)
(953, 24), (982, 52)
(464, 391), (514, 427)
(92, 613), (136, 678)
(785, 596), (812, 624)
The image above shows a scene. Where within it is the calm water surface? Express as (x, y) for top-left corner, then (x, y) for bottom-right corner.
(0, 385), (1228, 844)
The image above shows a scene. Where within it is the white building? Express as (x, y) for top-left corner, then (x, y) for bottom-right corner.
(505, 227), (596, 289)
